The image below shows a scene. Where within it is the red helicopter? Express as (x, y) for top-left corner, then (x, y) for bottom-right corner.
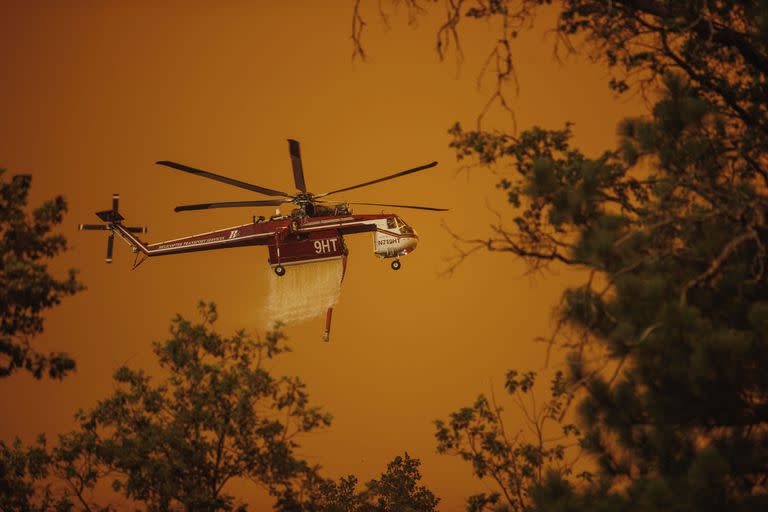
(80, 139), (447, 340)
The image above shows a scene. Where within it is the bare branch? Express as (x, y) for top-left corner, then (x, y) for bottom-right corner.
(680, 230), (758, 305)
(352, 0), (367, 60)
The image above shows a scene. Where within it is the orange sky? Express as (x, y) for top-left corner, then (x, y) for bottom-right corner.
(0, 1), (645, 509)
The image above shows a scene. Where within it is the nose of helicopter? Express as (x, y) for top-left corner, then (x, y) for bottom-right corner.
(402, 230), (419, 254)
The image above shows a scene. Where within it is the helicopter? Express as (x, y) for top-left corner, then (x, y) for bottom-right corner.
(79, 139), (447, 340)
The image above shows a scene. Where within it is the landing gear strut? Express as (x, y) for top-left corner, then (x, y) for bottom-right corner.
(391, 259), (401, 271)
(274, 265), (286, 276)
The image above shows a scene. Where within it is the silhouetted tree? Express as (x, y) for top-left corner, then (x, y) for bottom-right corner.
(280, 452), (439, 512)
(449, 71), (768, 511)
(361, 453), (439, 512)
(1, 303), (440, 511)
(4, 303), (328, 511)
(76, 302), (332, 510)
(0, 170), (83, 379)
(0, 433), (111, 512)
(355, 1), (768, 510)
(435, 370), (584, 512)
(0, 436), (56, 512)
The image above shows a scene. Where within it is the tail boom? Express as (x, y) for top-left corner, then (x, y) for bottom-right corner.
(112, 220), (283, 257)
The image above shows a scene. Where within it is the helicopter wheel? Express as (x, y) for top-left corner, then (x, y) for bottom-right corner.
(274, 265), (286, 276)
(391, 259), (401, 271)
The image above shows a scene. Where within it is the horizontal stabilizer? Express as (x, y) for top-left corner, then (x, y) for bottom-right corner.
(79, 224), (109, 231)
(96, 209), (124, 222)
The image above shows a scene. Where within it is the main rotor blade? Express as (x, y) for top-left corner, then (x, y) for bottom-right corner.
(156, 161), (291, 198)
(112, 193), (119, 212)
(79, 224), (109, 231)
(315, 161), (438, 198)
(287, 139), (307, 193)
(341, 201), (449, 212)
(174, 199), (289, 212)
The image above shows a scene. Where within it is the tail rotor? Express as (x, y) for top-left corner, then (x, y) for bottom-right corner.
(79, 194), (147, 263)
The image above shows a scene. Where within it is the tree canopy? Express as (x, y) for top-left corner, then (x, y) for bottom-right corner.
(0, 170), (83, 379)
(450, 75), (768, 510)
(435, 369), (584, 512)
(280, 452), (439, 512)
(64, 302), (332, 510)
(1, 303), (440, 512)
(355, 0), (768, 510)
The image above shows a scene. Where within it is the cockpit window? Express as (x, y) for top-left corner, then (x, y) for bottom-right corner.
(395, 217), (413, 234)
(387, 217), (411, 232)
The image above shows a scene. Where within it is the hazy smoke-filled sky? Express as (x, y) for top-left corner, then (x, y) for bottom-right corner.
(0, 1), (645, 508)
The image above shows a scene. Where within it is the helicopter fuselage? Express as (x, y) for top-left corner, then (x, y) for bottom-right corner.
(111, 212), (418, 269)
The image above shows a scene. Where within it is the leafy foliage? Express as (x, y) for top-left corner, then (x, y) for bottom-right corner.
(362, 453), (439, 512)
(1, 303), (440, 511)
(0, 170), (83, 379)
(356, 1), (768, 509)
(1, 303), (329, 511)
(0, 434), (109, 512)
(0, 436), (55, 512)
(450, 76), (768, 509)
(435, 370), (583, 511)
(73, 302), (332, 510)
(280, 452), (439, 512)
